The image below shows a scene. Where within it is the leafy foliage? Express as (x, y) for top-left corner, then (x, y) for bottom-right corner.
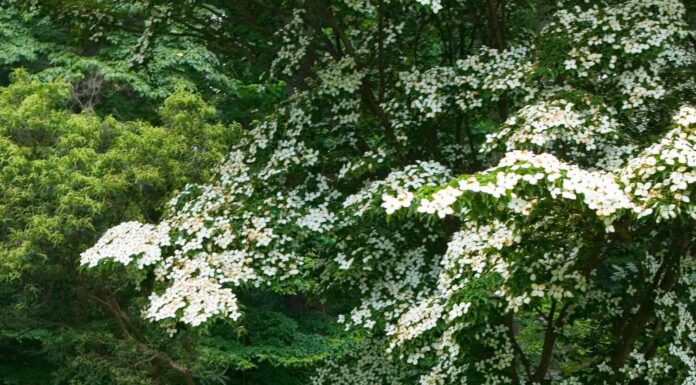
(0, 72), (348, 384)
(80, 0), (696, 384)
(2, 0), (696, 384)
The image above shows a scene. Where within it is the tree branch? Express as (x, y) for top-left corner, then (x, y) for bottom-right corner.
(610, 227), (689, 372)
(88, 292), (196, 385)
(532, 299), (557, 382)
(505, 312), (533, 379)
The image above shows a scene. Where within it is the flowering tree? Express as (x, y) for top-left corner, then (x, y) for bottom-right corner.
(82, 0), (696, 383)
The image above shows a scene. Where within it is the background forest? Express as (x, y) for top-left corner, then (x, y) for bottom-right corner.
(0, 1), (695, 385)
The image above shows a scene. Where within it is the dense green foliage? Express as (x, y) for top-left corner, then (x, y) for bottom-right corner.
(0, 3), (284, 123)
(1, 0), (696, 385)
(0, 3), (357, 383)
(0, 74), (348, 384)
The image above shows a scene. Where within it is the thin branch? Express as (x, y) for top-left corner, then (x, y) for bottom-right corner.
(377, 0), (386, 102)
(88, 292), (196, 385)
(532, 299), (557, 382)
(505, 312), (533, 379)
(309, 0), (403, 158)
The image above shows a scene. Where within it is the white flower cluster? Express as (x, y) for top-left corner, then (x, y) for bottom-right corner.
(411, 324), (467, 385)
(675, 106), (696, 127)
(400, 66), (455, 119)
(80, 221), (171, 268)
(482, 96), (630, 169)
(614, 291), (696, 384)
(546, 0), (695, 109)
(452, 46), (535, 111)
(621, 106), (696, 220)
(331, 236), (440, 333)
(386, 220), (518, 348)
(80, 221), (253, 326)
(416, 150), (634, 223)
(345, 160), (452, 217)
(398, 45), (534, 119)
(337, 148), (389, 180)
(270, 10), (310, 78)
(311, 339), (406, 385)
(381, 192), (414, 215)
(342, 0), (376, 13)
(298, 206), (337, 233)
(144, 275), (241, 327)
(415, 0), (442, 13)
(316, 57), (364, 97)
